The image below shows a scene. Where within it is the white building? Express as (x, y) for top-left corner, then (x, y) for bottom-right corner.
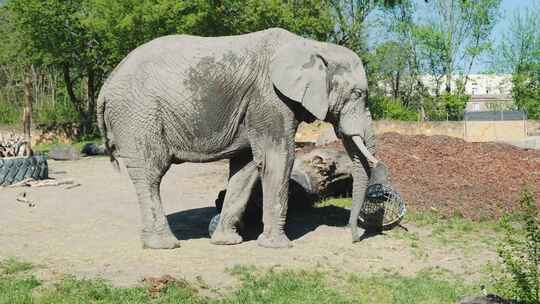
(419, 74), (514, 112)
(419, 74), (512, 96)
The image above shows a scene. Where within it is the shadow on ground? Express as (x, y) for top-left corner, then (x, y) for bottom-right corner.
(166, 203), (358, 242)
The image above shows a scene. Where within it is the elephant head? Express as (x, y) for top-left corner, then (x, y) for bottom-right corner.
(270, 39), (390, 242)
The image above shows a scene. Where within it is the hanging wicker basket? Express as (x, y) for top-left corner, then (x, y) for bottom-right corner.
(358, 183), (406, 230)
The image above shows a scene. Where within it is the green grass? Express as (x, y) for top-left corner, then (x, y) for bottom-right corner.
(315, 198), (502, 254)
(317, 197), (353, 209)
(0, 102), (22, 125)
(1, 258), (34, 275)
(0, 259), (479, 304)
(346, 269), (475, 304)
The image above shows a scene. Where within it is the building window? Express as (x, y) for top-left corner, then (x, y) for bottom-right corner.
(473, 103), (480, 111)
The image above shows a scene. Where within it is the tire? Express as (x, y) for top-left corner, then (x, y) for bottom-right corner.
(0, 155), (48, 186)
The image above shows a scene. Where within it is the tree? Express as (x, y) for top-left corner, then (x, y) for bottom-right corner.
(4, 0), (333, 135)
(413, 0), (501, 93)
(512, 64), (540, 120)
(8, 0), (102, 134)
(494, 4), (540, 119)
(493, 8), (540, 74)
(368, 41), (409, 99)
(329, 0), (403, 56)
(205, 0), (333, 40)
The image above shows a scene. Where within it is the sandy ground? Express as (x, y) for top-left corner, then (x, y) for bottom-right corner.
(0, 157), (497, 290)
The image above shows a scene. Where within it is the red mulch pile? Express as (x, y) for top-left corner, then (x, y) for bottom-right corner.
(314, 132), (540, 220)
(379, 132), (540, 220)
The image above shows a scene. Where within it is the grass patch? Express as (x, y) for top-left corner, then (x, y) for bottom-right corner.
(317, 197), (352, 209)
(1, 258), (34, 275)
(347, 269), (475, 304)
(37, 276), (204, 304)
(319, 197), (503, 250)
(222, 267), (349, 304)
(0, 258), (481, 304)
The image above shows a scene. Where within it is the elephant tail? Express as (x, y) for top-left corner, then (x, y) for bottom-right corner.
(97, 93), (120, 171)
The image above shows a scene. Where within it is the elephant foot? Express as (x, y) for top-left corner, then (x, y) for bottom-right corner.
(141, 228), (181, 249)
(210, 230), (243, 245)
(352, 232), (361, 243)
(257, 232), (292, 248)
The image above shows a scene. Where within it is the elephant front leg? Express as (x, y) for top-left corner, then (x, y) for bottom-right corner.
(211, 159), (259, 245)
(254, 140), (293, 248)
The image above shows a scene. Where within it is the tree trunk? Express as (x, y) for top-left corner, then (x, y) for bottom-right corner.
(22, 66), (34, 156)
(62, 64), (85, 136)
(85, 68), (96, 135)
(393, 70), (400, 99)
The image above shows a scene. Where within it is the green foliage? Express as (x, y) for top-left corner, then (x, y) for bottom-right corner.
(207, 0), (333, 40)
(370, 96), (418, 121)
(0, 101), (21, 124)
(441, 93), (468, 121)
(34, 98), (80, 126)
(417, 93), (468, 121)
(0, 0), (333, 132)
(492, 189), (540, 303)
(493, 7), (540, 74)
(513, 64), (540, 120)
(411, 0), (501, 93)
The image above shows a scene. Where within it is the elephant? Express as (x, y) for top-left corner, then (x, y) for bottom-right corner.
(97, 28), (389, 249)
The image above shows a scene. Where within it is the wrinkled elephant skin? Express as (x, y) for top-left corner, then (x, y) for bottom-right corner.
(97, 28), (386, 249)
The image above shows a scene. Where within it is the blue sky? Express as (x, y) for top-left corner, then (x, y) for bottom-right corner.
(493, 0), (535, 41)
(421, 0), (537, 73)
(480, 0), (536, 72)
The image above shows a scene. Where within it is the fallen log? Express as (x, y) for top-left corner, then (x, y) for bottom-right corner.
(212, 146), (405, 235)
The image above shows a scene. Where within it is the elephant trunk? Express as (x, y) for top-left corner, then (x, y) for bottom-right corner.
(343, 129), (389, 242)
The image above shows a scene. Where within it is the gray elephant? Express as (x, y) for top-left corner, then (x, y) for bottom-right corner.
(97, 28), (389, 249)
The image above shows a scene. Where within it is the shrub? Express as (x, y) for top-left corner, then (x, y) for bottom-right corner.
(422, 93), (468, 121)
(34, 97), (79, 125)
(492, 188), (539, 303)
(0, 100), (22, 125)
(513, 63), (540, 120)
(442, 93), (468, 121)
(370, 96), (418, 121)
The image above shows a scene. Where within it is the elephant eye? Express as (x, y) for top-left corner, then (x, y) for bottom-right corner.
(351, 89), (363, 100)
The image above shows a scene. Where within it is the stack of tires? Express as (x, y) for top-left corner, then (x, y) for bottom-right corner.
(0, 155), (48, 186)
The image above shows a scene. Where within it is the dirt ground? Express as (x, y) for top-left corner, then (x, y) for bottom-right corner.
(0, 157), (498, 291)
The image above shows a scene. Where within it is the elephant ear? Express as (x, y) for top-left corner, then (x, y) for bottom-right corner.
(270, 41), (330, 121)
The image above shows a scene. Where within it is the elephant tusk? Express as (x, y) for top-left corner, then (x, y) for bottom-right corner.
(352, 135), (379, 166)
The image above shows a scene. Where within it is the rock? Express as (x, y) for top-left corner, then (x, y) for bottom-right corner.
(49, 146), (80, 161)
(315, 127), (339, 146)
(81, 143), (106, 156)
(459, 295), (514, 304)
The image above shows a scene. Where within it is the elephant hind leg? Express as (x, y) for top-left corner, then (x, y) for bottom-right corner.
(211, 155), (259, 245)
(124, 139), (179, 249)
